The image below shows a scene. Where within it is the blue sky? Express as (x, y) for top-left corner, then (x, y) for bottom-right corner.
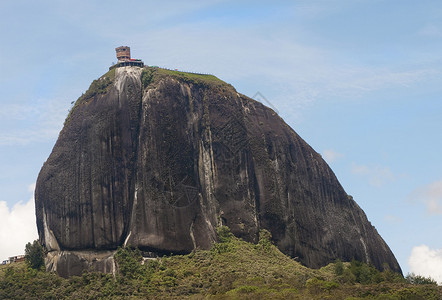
(1, 0), (441, 281)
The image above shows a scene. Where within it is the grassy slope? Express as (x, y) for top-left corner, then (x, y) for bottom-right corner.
(0, 261), (26, 274)
(147, 229), (319, 298)
(0, 228), (440, 299)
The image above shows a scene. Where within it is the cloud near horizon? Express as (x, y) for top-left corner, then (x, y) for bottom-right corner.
(409, 245), (442, 284)
(0, 184), (38, 261)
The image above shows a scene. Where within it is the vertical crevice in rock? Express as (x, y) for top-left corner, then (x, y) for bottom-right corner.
(197, 90), (218, 243)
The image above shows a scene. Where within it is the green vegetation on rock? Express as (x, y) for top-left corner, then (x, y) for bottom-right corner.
(79, 68), (116, 102)
(64, 68), (116, 125)
(155, 68), (226, 86)
(139, 66), (227, 90)
(141, 68), (154, 88)
(0, 227), (440, 299)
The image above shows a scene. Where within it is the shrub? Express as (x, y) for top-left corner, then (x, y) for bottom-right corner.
(406, 272), (438, 285)
(114, 247), (144, 280)
(349, 259), (382, 284)
(234, 285), (259, 294)
(306, 277), (339, 294)
(257, 229), (273, 253)
(381, 263), (405, 283)
(216, 226), (234, 243)
(24, 240), (45, 270)
(211, 226), (237, 254)
(335, 259), (344, 276)
(341, 268), (357, 284)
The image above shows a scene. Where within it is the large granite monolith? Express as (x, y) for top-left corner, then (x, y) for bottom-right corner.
(35, 66), (401, 277)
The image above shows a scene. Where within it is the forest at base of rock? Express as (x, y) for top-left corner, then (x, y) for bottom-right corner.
(1, 227), (439, 300)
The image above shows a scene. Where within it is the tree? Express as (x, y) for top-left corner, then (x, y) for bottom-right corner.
(334, 259), (344, 276)
(24, 240), (45, 270)
(406, 273), (437, 285)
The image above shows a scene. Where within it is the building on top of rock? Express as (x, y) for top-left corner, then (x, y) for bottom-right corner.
(116, 46), (131, 62)
(110, 46), (144, 70)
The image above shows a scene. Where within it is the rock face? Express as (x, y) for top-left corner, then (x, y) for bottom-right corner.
(35, 66), (402, 277)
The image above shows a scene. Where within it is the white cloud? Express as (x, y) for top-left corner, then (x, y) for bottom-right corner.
(0, 128), (61, 146)
(409, 245), (442, 284)
(47, 0), (229, 43)
(129, 24), (436, 123)
(351, 163), (394, 187)
(2, 2), (437, 129)
(0, 97), (67, 146)
(410, 180), (442, 215)
(0, 104), (40, 120)
(322, 149), (343, 163)
(0, 183), (38, 261)
(384, 214), (402, 224)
